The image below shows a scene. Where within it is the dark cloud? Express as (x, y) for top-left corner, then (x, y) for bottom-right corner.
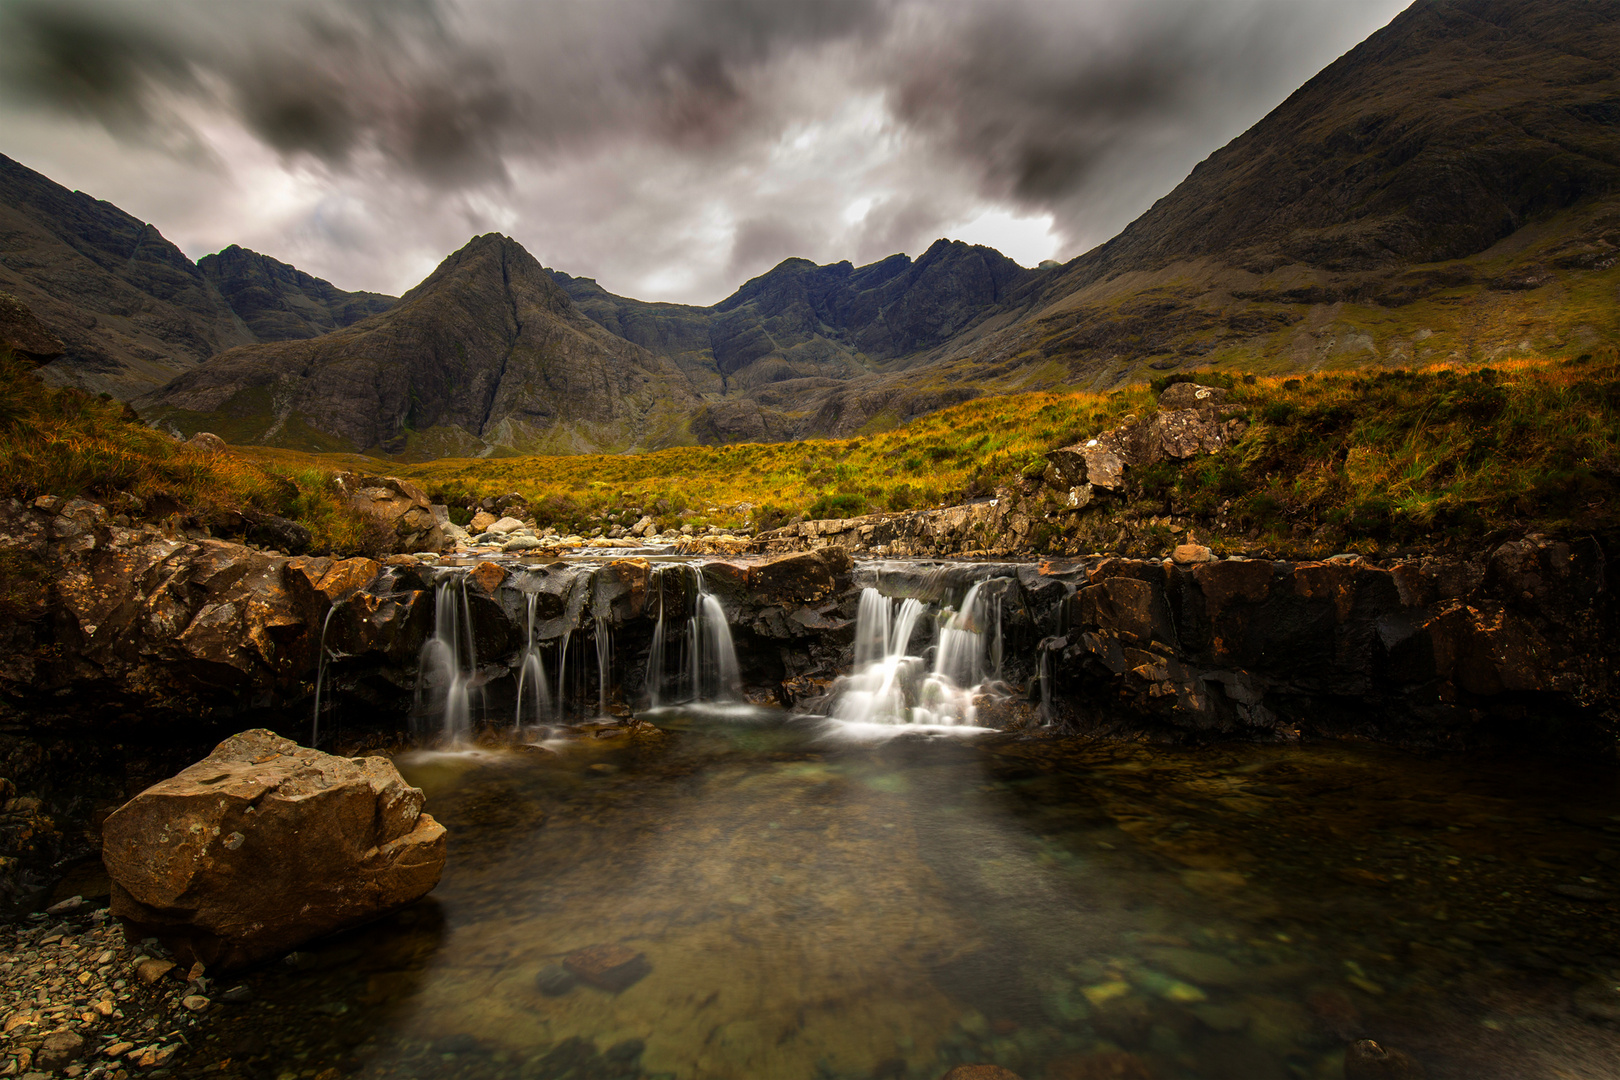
(0, 0), (1409, 301)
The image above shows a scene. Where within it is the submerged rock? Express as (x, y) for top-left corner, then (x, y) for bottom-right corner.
(103, 729), (445, 971)
(562, 943), (650, 992)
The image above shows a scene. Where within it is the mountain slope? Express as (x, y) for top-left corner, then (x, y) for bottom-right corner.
(0, 153), (254, 398)
(198, 246), (396, 342)
(139, 235), (699, 456)
(939, 0), (1620, 391)
(550, 238), (1049, 441)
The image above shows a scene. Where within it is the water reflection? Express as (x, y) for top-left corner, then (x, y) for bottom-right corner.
(192, 717), (1620, 1080)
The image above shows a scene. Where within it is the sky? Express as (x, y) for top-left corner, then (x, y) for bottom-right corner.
(0, 0), (1410, 306)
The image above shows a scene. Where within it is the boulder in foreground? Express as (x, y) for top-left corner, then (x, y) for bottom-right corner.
(103, 729), (445, 970)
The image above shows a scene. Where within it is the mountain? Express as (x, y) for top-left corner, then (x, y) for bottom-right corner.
(946, 0), (1620, 389)
(139, 234), (698, 456)
(0, 152), (253, 398)
(198, 246), (395, 342)
(551, 238), (1050, 441)
(21, 0), (1620, 452)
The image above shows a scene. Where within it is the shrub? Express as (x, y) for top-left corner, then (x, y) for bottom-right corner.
(807, 492), (867, 519)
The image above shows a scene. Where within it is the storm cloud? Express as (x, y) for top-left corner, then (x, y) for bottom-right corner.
(0, 0), (1409, 303)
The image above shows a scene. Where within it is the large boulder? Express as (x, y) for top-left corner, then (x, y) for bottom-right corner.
(103, 730), (446, 970)
(335, 473), (448, 553)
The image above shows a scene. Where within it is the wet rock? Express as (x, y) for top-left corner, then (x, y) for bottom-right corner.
(534, 963), (578, 996)
(220, 984), (253, 1003)
(104, 729), (446, 970)
(181, 994), (210, 1011)
(562, 943), (651, 992)
(940, 1067), (1025, 1080)
(1344, 1039), (1425, 1080)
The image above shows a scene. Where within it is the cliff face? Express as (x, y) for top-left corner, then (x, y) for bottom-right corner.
(140, 235), (700, 456)
(198, 246), (396, 342)
(0, 153), (254, 398)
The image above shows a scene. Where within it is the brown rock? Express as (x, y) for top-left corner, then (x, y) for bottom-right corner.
(1047, 1052), (1154, 1080)
(1344, 1039), (1425, 1080)
(104, 729), (446, 971)
(135, 958), (176, 984)
(470, 511), (498, 533)
(184, 432), (228, 454)
(336, 473), (448, 553)
(1172, 543), (1215, 565)
(468, 560), (507, 594)
(1192, 559), (1274, 618)
(35, 1030), (85, 1071)
(749, 550), (843, 604)
(940, 1068), (1024, 1080)
(1158, 382), (1229, 411)
(314, 557), (382, 602)
(562, 944), (651, 992)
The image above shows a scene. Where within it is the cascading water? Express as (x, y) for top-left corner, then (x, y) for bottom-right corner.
(311, 602), (341, 747)
(416, 575), (478, 743)
(514, 591), (553, 730)
(828, 582), (1004, 728)
(643, 565), (741, 706)
(594, 612), (613, 716)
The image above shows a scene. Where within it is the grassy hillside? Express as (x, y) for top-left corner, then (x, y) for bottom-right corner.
(236, 349), (1620, 557)
(0, 350), (380, 555)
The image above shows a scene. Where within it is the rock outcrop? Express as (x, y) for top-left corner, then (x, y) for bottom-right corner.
(103, 729), (445, 970)
(1039, 534), (1616, 749)
(0, 496), (380, 719)
(335, 473), (448, 554)
(197, 246), (395, 342)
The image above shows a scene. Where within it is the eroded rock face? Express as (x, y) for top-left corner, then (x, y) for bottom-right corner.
(1042, 535), (1614, 749)
(104, 730), (445, 970)
(0, 497), (380, 718)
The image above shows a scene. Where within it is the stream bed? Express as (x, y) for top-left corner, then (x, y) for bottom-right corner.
(179, 714), (1620, 1080)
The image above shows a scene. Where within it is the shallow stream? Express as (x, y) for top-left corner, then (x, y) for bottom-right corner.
(184, 713), (1620, 1080)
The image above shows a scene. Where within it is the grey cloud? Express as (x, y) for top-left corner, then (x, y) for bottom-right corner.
(0, 0), (1409, 302)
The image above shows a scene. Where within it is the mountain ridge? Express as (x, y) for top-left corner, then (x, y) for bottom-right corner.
(12, 0), (1620, 454)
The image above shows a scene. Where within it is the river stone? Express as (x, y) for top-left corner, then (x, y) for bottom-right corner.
(562, 944), (650, 992)
(940, 1067), (1024, 1080)
(103, 729), (446, 971)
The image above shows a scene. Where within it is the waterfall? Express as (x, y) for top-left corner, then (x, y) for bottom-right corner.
(594, 611), (613, 716)
(416, 575), (478, 743)
(828, 582), (1005, 727)
(311, 602), (340, 747)
(646, 570), (668, 708)
(514, 592), (553, 730)
(643, 565), (741, 706)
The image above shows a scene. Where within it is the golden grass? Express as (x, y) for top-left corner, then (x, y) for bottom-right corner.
(234, 349), (1620, 550)
(0, 352), (380, 555)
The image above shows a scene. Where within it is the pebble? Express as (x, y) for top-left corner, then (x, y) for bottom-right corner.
(0, 906), (221, 1078)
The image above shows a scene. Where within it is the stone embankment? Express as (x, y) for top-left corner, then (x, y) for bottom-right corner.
(1035, 534), (1615, 748)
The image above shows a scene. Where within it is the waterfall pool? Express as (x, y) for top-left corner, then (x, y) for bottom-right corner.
(180, 716), (1620, 1080)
